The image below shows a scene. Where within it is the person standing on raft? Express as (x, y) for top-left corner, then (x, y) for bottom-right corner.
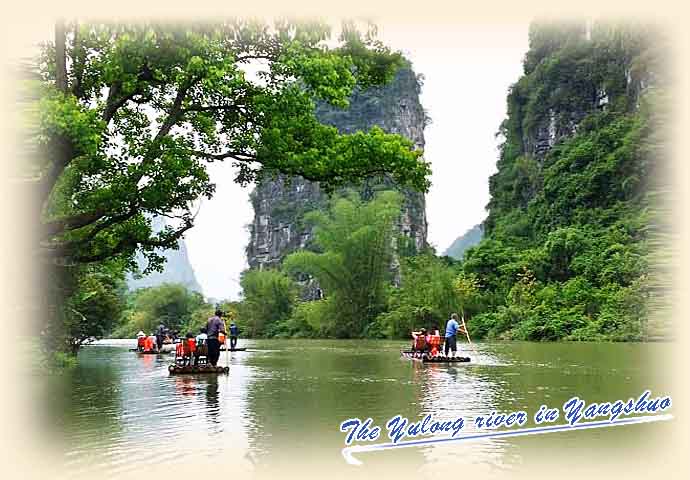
(229, 321), (240, 350)
(444, 313), (466, 358)
(155, 323), (166, 352)
(206, 310), (226, 367)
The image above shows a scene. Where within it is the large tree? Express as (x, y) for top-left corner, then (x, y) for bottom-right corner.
(31, 19), (430, 271)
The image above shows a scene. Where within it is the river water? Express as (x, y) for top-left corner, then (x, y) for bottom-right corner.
(43, 339), (673, 478)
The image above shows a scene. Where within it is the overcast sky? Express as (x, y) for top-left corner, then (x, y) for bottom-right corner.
(185, 22), (530, 300)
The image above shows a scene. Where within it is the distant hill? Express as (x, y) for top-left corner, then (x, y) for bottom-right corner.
(443, 224), (484, 260)
(126, 216), (203, 294)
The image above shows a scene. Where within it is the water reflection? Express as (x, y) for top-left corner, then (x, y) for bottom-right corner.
(243, 340), (428, 470)
(411, 346), (519, 474)
(204, 375), (220, 427)
(45, 339), (670, 477)
(49, 340), (256, 476)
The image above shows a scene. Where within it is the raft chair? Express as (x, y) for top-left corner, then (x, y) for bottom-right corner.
(169, 337), (228, 374)
(195, 340), (208, 366)
(428, 334), (441, 357)
(174, 339), (196, 367)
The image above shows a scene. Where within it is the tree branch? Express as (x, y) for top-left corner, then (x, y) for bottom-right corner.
(73, 205), (139, 245)
(42, 215), (194, 265)
(191, 149), (256, 162)
(130, 76), (201, 181)
(234, 54), (277, 63)
(102, 82), (138, 124)
(181, 104), (244, 114)
(37, 136), (75, 209)
(38, 19), (75, 211)
(140, 219), (194, 248)
(153, 79), (197, 142)
(43, 74), (206, 239)
(42, 208), (108, 240)
(102, 64), (164, 123)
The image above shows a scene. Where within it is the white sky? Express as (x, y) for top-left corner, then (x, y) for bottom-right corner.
(185, 22), (530, 299)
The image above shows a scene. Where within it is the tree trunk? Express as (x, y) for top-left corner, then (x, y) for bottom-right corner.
(55, 19), (68, 93)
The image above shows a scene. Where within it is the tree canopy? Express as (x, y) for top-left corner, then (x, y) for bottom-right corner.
(31, 19), (430, 271)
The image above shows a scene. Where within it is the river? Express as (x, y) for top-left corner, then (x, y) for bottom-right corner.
(42, 339), (673, 478)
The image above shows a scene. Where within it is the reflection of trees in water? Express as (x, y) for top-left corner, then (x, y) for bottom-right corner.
(243, 341), (427, 471)
(409, 343), (664, 473)
(57, 345), (257, 473)
(48, 347), (125, 455)
(56, 349), (123, 439)
(204, 375), (220, 427)
(55, 341), (661, 476)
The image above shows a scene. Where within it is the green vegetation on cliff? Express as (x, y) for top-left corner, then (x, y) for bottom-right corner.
(284, 191), (402, 337)
(462, 21), (667, 341)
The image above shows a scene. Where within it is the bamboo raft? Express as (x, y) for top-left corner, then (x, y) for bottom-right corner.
(219, 347), (247, 352)
(168, 364), (230, 375)
(130, 344), (176, 354)
(401, 350), (471, 363)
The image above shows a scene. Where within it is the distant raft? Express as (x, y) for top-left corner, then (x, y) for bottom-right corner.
(219, 347), (247, 352)
(168, 364), (230, 375)
(400, 350), (471, 363)
(130, 344), (176, 354)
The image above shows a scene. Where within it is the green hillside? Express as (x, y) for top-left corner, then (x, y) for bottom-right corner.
(461, 21), (670, 341)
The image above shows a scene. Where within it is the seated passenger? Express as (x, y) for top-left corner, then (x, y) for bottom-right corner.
(411, 328), (428, 354)
(135, 331), (146, 350)
(194, 328), (208, 365)
(196, 327), (208, 345)
(183, 332), (196, 366)
(144, 335), (156, 352)
(428, 331), (441, 357)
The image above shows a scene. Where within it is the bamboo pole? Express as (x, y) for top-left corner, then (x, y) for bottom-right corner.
(225, 331), (229, 366)
(461, 314), (472, 344)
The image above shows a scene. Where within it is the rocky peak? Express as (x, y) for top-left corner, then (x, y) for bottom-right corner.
(246, 66), (428, 276)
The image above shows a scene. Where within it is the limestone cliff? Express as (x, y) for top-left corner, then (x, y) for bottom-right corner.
(246, 66), (428, 272)
(485, 20), (662, 232)
(514, 21), (658, 161)
(466, 20), (668, 341)
(127, 216), (203, 293)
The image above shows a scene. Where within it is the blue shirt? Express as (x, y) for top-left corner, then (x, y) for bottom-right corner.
(445, 319), (459, 338)
(230, 324), (239, 336)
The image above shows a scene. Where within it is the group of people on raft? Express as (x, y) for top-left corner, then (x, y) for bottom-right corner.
(135, 310), (241, 367)
(135, 324), (176, 353)
(176, 309), (240, 367)
(410, 313), (467, 359)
